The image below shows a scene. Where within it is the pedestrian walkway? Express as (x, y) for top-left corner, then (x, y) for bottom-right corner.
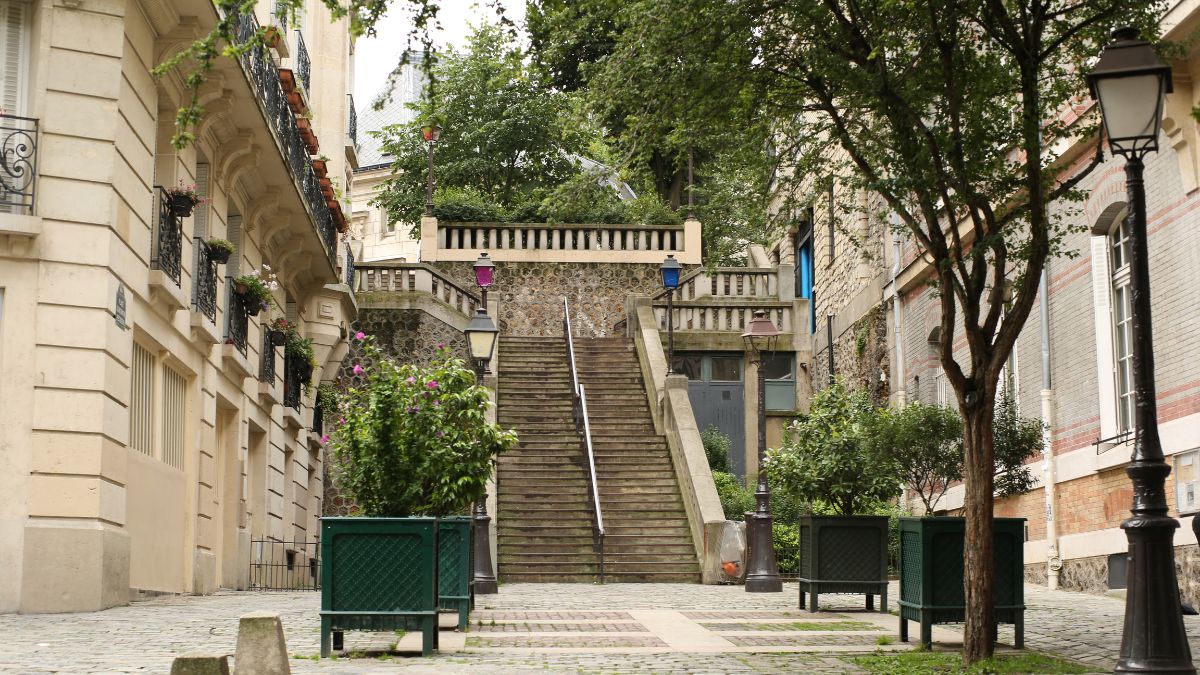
(0, 582), (1196, 673)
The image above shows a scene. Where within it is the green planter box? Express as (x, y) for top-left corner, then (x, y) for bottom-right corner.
(438, 516), (473, 630)
(897, 516), (1026, 648)
(797, 515), (889, 613)
(320, 517), (441, 656)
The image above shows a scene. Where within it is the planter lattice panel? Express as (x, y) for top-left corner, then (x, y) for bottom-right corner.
(797, 516), (889, 613)
(438, 517), (473, 629)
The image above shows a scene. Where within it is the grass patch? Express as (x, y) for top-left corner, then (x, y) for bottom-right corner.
(877, 635), (894, 645)
(850, 651), (1091, 674)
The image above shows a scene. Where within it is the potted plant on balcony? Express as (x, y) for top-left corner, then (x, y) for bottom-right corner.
(284, 329), (317, 393)
(263, 24), (284, 50)
(279, 68), (296, 93)
(873, 396), (1041, 647)
(321, 336), (517, 657)
(765, 380), (899, 613)
(205, 238), (235, 265)
(165, 181), (204, 217)
(312, 155), (329, 178)
(269, 317), (292, 347)
(233, 266), (278, 316)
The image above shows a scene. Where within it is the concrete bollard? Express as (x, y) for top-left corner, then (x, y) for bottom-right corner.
(170, 654), (231, 675)
(233, 611), (291, 675)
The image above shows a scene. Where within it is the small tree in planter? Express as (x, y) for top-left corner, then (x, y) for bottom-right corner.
(319, 335), (517, 656)
(765, 380), (899, 612)
(875, 395), (1042, 648)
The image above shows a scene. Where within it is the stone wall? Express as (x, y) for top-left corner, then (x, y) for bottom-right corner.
(1024, 545), (1200, 609)
(431, 261), (665, 337)
(812, 304), (890, 405)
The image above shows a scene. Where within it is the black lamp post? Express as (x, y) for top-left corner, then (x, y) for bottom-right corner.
(742, 309), (782, 593)
(464, 307), (500, 594)
(474, 251), (495, 309)
(660, 254), (682, 374)
(422, 123), (442, 217)
(1087, 28), (1193, 674)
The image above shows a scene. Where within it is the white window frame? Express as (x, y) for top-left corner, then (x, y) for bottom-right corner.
(1089, 207), (1127, 439)
(0, 0), (31, 116)
(1109, 214), (1135, 434)
(1176, 449), (1200, 516)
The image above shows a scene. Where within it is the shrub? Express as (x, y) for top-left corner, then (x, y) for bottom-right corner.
(432, 186), (503, 223)
(773, 523), (800, 575)
(503, 199), (545, 223)
(765, 379), (900, 516)
(713, 471), (755, 521)
(329, 336), (518, 516)
(701, 425), (731, 473)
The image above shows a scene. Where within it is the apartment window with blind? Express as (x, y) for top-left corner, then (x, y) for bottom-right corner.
(1, 0), (30, 115)
(162, 364), (186, 469)
(1110, 215), (1134, 433)
(130, 343), (156, 457)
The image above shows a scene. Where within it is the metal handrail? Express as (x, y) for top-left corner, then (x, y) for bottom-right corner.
(563, 298), (605, 583)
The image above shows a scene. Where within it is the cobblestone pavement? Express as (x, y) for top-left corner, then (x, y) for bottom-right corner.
(0, 582), (1195, 673)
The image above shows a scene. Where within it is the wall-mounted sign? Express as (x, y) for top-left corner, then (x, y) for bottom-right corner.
(115, 284), (127, 330)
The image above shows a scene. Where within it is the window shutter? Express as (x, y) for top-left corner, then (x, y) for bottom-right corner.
(226, 215), (242, 276)
(1090, 235), (1118, 438)
(0, 0), (28, 114)
(193, 163), (210, 237)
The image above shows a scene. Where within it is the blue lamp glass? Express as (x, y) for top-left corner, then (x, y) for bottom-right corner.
(660, 254), (682, 290)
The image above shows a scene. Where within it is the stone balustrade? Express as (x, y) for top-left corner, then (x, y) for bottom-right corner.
(653, 301), (795, 334)
(355, 262), (480, 319)
(420, 216), (702, 264)
(655, 267), (779, 301)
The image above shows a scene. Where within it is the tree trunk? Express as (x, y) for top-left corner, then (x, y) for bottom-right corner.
(961, 398), (997, 664)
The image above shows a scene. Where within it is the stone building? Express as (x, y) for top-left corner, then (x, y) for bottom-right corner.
(777, 7), (1200, 604)
(0, 0), (357, 612)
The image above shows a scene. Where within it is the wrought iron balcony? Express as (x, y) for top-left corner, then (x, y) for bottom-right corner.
(260, 331), (276, 383)
(347, 94), (357, 145)
(283, 354), (304, 411)
(225, 279), (250, 356)
(151, 186), (183, 286)
(0, 114), (37, 215)
(312, 398), (324, 436)
(342, 242), (356, 288)
(295, 30), (311, 94)
(193, 239), (219, 321)
(273, 0), (287, 30)
(230, 10), (337, 268)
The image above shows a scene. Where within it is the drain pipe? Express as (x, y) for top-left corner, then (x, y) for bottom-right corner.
(890, 229), (906, 408)
(1039, 267), (1061, 589)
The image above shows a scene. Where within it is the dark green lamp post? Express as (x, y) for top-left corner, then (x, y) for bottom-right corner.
(660, 254), (682, 373)
(464, 307), (500, 594)
(742, 309), (782, 593)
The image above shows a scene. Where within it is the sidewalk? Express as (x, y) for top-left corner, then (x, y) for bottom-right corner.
(0, 582), (1194, 673)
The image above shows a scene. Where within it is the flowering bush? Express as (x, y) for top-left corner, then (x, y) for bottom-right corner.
(329, 335), (517, 516)
(233, 265), (279, 308)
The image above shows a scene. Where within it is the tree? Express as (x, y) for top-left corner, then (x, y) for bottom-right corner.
(373, 24), (593, 226)
(765, 380), (900, 517)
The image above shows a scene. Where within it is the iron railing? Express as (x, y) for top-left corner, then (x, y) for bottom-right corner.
(342, 242), (356, 288)
(283, 354), (304, 411)
(151, 186), (183, 286)
(225, 279), (250, 356)
(346, 94), (357, 145)
(193, 240), (219, 321)
(294, 30), (310, 93)
(260, 330), (276, 383)
(563, 298), (605, 583)
(249, 537), (320, 590)
(229, 9), (336, 267)
(0, 114), (37, 214)
(312, 398), (324, 436)
(272, 0), (287, 29)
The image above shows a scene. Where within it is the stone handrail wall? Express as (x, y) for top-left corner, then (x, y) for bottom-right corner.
(654, 267), (779, 302)
(354, 262), (481, 319)
(420, 216), (702, 264)
(627, 299), (725, 583)
(653, 301), (795, 334)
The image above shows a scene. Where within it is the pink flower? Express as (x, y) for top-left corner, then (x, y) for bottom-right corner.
(426, 380), (438, 389)
(433, 399), (440, 406)
(337, 417), (345, 425)
(320, 435), (330, 445)
(437, 342), (445, 349)
(352, 364), (364, 375)
(355, 331), (366, 340)
(406, 376), (416, 384)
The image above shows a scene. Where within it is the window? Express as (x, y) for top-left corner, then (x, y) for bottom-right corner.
(1110, 215), (1134, 432)
(795, 208), (815, 333)
(130, 341), (187, 468)
(763, 354), (796, 411)
(935, 367), (949, 406)
(1176, 450), (1199, 515)
(162, 364), (186, 469)
(131, 343), (155, 456)
(0, 0), (30, 114)
(710, 356), (742, 382)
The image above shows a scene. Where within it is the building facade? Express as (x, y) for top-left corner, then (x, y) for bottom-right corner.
(0, 0), (357, 612)
(789, 6), (1200, 603)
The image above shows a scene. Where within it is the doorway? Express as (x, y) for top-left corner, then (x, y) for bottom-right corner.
(673, 353), (746, 478)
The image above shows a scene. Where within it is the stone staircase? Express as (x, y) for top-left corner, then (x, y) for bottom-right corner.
(495, 334), (700, 583)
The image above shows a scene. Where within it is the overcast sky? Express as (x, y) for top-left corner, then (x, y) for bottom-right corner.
(353, 1), (527, 106)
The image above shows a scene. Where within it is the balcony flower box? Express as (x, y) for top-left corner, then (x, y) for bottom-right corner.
(312, 159), (328, 178)
(330, 202), (348, 233)
(264, 25), (283, 50)
(797, 515), (889, 613)
(303, 134), (319, 155)
(279, 68), (296, 93)
(165, 181), (203, 218)
(897, 516), (1026, 648)
(205, 238), (235, 265)
(288, 90), (307, 115)
(270, 329), (287, 347)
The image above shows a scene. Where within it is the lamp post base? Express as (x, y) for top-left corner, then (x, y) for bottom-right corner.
(472, 499), (499, 595)
(744, 512), (783, 593)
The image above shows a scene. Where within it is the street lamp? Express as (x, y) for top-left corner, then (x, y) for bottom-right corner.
(422, 123), (442, 217)
(1087, 28), (1192, 673)
(474, 251), (495, 308)
(742, 309), (782, 593)
(660, 254), (682, 374)
(463, 307), (500, 594)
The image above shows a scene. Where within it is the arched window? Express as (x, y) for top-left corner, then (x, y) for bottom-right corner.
(1109, 210), (1134, 433)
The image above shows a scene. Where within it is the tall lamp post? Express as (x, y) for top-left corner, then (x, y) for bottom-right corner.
(422, 123), (442, 217)
(1087, 28), (1193, 674)
(661, 254), (682, 374)
(742, 309), (782, 593)
(464, 308), (500, 594)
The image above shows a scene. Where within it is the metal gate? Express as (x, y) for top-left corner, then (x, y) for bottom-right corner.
(675, 353), (746, 478)
(248, 537), (321, 590)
